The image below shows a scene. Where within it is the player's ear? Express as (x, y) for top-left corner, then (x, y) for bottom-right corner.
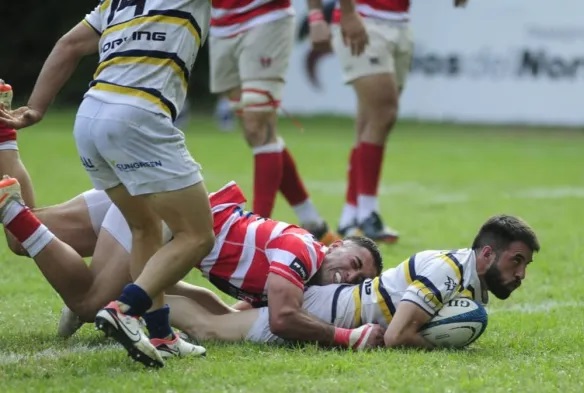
(481, 245), (493, 259)
(329, 239), (343, 249)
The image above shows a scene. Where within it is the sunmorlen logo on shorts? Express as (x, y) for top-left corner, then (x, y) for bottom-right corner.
(113, 160), (163, 172)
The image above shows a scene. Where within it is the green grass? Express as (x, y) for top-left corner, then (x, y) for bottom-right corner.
(1, 112), (583, 392)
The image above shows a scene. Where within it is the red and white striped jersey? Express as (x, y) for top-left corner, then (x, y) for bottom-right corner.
(210, 0), (294, 37)
(331, 0), (410, 24)
(199, 182), (327, 306)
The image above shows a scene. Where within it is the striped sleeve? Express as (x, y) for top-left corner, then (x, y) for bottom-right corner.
(265, 233), (320, 290)
(401, 252), (464, 315)
(83, 0), (109, 34)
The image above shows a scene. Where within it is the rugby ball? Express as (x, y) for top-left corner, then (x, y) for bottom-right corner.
(420, 298), (488, 348)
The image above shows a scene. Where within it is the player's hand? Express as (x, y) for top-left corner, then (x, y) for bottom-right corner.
(349, 323), (385, 350)
(309, 20), (332, 53)
(339, 11), (368, 56)
(0, 105), (43, 129)
(454, 0), (469, 8)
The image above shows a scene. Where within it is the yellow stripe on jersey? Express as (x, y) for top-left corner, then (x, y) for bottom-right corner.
(459, 288), (473, 299)
(372, 278), (393, 324)
(100, 0), (112, 12)
(439, 254), (463, 285)
(352, 286), (362, 326)
(103, 14), (201, 47)
(94, 56), (188, 90)
(411, 280), (442, 309)
(403, 256), (416, 284)
(82, 19), (98, 33)
(91, 82), (171, 116)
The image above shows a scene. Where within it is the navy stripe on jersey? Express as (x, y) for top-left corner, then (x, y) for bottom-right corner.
(330, 285), (349, 324)
(105, 9), (203, 47)
(101, 49), (191, 85)
(408, 255), (416, 280)
(418, 276), (443, 305)
(148, 9), (202, 44)
(377, 279), (396, 316)
(445, 251), (464, 285)
(89, 79), (178, 120)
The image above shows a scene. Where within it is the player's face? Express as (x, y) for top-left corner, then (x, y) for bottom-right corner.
(318, 241), (378, 285)
(484, 241), (533, 299)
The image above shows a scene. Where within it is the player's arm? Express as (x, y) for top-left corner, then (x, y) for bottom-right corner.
(306, 0), (332, 53)
(0, 23), (99, 129)
(267, 274), (383, 349)
(383, 301), (434, 349)
(384, 252), (464, 349)
(27, 23), (100, 119)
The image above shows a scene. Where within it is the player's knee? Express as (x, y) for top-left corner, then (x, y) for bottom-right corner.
(240, 80), (283, 114)
(174, 229), (215, 266)
(238, 80), (283, 146)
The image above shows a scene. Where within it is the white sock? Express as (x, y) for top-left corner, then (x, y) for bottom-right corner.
(2, 200), (54, 257)
(1, 200), (25, 224)
(357, 195), (379, 223)
(0, 141), (18, 151)
(338, 204), (357, 229)
(293, 199), (323, 226)
(22, 226), (54, 258)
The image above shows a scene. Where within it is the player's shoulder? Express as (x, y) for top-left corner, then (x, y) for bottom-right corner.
(413, 248), (471, 262)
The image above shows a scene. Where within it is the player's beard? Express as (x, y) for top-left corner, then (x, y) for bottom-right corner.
(484, 259), (513, 300)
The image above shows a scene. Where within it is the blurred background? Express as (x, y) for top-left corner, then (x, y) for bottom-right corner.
(3, 0), (584, 127)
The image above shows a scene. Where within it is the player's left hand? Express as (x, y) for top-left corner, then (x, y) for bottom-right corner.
(339, 11), (368, 56)
(454, 0), (469, 7)
(0, 105), (43, 129)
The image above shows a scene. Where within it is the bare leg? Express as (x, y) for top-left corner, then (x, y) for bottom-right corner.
(6, 193), (101, 258)
(0, 149), (35, 207)
(167, 295), (258, 342)
(106, 182), (215, 302)
(166, 282), (235, 315)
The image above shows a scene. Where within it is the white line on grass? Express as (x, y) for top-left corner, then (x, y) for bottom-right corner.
(304, 181), (584, 203)
(0, 343), (118, 366)
(488, 300), (584, 315)
(0, 300), (582, 365)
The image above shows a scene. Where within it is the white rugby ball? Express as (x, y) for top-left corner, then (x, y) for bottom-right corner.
(420, 298), (488, 348)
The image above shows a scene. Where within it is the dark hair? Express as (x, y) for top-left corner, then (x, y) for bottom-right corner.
(471, 214), (540, 254)
(345, 236), (383, 274)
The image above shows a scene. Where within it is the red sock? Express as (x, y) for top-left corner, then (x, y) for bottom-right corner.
(0, 126), (17, 144)
(357, 142), (385, 196)
(6, 208), (42, 243)
(253, 152), (284, 218)
(280, 148), (309, 206)
(346, 146), (358, 205)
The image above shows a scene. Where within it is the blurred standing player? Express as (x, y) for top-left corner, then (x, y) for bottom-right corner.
(208, 0), (367, 244)
(0, 80), (35, 207)
(308, 0), (468, 242)
(0, 0), (215, 368)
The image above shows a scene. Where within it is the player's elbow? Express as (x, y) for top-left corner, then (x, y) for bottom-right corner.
(268, 308), (297, 337)
(384, 330), (417, 349)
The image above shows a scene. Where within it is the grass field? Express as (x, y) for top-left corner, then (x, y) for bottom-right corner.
(1, 112), (583, 392)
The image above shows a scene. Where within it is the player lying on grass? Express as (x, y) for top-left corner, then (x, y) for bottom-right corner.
(166, 214), (540, 349)
(0, 178), (385, 351)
